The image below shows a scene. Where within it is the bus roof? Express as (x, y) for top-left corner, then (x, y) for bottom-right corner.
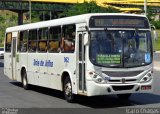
(6, 13), (147, 33)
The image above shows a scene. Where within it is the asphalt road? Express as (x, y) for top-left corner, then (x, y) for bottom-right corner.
(0, 53), (160, 114)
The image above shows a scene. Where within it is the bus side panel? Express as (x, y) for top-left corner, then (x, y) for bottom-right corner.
(17, 53), (28, 82)
(48, 53), (64, 91)
(4, 53), (12, 80)
(27, 53), (36, 85)
(64, 54), (77, 94)
(48, 53), (77, 92)
(36, 53), (49, 88)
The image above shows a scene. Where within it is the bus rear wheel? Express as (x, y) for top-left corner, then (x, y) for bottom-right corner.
(63, 76), (74, 103)
(117, 94), (131, 100)
(22, 70), (29, 90)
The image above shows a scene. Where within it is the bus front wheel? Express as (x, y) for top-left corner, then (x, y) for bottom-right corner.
(117, 94), (131, 100)
(22, 70), (29, 90)
(63, 76), (74, 103)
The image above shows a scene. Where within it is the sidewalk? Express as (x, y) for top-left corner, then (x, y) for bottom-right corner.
(154, 52), (160, 71)
(155, 51), (160, 54)
(154, 61), (160, 71)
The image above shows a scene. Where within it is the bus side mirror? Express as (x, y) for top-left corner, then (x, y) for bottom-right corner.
(153, 30), (158, 40)
(84, 34), (89, 45)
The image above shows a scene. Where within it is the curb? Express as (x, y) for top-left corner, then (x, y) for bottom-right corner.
(155, 51), (160, 53)
(154, 66), (160, 71)
(154, 61), (160, 71)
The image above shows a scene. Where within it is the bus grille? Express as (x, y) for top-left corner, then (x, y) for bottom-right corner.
(108, 79), (137, 83)
(112, 85), (134, 91)
(102, 71), (143, 77)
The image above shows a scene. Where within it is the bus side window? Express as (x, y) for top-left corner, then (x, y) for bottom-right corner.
(19, 30), (28, 52)
(38, 28), (48, 52)
(28, 29), (37, 52)
(5, 33), (12, 52)
(61, 24), (76, 53)
(49, 26), (61, 53)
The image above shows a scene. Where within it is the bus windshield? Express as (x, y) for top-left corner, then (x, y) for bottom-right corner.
(89, 30), (152, 68)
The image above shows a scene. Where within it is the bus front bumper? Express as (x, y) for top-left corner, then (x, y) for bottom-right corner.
(86, 80), (153, 96)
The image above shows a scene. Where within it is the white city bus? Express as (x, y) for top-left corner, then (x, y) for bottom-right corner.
(4, 13), (154, 102)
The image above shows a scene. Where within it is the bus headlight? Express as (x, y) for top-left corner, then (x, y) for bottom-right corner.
(89, 72), (106, 84)
(140, 73), (152, 83)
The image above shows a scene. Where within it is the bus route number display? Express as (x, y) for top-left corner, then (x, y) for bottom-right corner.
(96, 54), (121, 64)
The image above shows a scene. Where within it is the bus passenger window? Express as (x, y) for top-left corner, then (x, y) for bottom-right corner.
(49, 26), (61, 53)
(39, 41), (47, 52)
(5, 33), (12, 52)
(28, 29), (37, 52)
(61, 24), (75, 53)
(28, 41), (37, 52)
(38, 28), (48, 52)
(49, 41), (60, 52)
(19, 31), (28, 52)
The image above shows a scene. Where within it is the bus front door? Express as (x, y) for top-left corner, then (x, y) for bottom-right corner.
(78, 32), (87, 94)
(11, 32), (17, 80)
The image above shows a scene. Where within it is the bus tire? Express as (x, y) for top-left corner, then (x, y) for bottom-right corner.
(63, 76), (74, 103)
(22, 70), (29, 90)
(117, 94), (131, 100)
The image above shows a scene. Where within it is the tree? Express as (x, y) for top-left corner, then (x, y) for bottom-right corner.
(60, 1), (120, 17)
(147, 7), (156, 22)
(0, 16), (5, 23)
(147, 7), (160, 29)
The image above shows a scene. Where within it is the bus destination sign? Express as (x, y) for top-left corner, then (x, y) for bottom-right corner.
(89, 16), (149, 28)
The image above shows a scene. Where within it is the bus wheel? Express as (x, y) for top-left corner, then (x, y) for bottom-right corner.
(63, 76), (74, 103)
(22, 70), (29, 90)
(117, 94), (131, 100)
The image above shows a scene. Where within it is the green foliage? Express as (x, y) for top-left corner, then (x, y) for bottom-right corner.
(151, 21), (160, 29)
(147, 7), (156, 21)
(0, 16), (5, 22)
(61, 1), (120, 17)
(147, 7), (160, 29)
(153, 38), (160, 51)
(153, 29), (160, 51)
(0, 11), (18, 43)
(0, 43), (4, 47)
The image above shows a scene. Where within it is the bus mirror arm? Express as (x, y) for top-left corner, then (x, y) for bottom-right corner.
(85, 26), (89, 31)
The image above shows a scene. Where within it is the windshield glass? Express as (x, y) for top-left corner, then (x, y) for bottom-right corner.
(89, 30), (152, 68)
